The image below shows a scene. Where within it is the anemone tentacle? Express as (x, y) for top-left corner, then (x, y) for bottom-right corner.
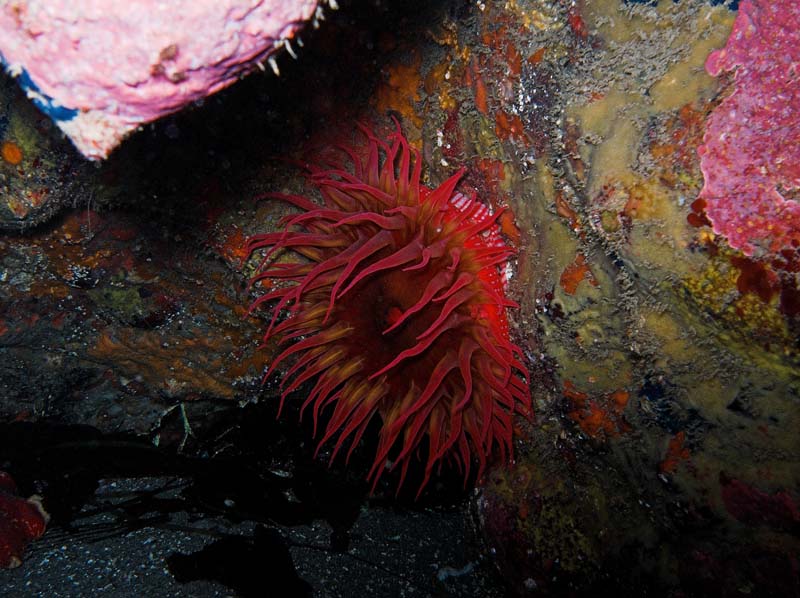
(247, 124), (531, 495)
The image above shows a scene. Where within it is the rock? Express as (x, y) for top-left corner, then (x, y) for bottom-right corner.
(0, 0), (331, 160)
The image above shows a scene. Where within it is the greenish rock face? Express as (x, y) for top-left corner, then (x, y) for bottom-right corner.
(88, 286), (148, 326)
(0, 73), (89, 231)
(465, 0), (800, 595)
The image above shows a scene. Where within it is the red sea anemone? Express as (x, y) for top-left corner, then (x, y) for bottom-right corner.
(246, 124), (531, 493)
(0, 471), (48, 569)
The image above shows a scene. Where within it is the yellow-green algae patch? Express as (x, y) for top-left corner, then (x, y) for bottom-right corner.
(650, 9), (736, 111)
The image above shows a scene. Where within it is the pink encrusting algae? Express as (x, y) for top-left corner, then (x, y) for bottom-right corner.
(0, 0), (331, 160)
(246, 124), (531, 495)
(697, 0), (800, 259)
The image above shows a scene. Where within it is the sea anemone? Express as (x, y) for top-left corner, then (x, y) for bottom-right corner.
(246, 124), (531, 493)
(0, 471), (49, 569)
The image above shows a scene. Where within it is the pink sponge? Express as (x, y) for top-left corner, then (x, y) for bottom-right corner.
(697, 0), (800, 258)
(0, 0), (330, 160)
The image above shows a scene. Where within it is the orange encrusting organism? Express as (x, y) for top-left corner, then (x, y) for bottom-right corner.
(245, 124), (531, 496)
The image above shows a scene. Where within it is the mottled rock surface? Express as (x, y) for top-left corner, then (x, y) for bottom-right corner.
(0, 0), (798, 595)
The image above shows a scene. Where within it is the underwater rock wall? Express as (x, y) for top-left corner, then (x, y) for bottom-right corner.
(0, 0), (798, 594)
(469, 0), (800, 594)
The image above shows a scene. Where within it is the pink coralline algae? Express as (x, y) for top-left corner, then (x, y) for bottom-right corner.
(0, 471), (49, 569)
(0, 1), (332, 160)
(697, 0), (800, 260)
